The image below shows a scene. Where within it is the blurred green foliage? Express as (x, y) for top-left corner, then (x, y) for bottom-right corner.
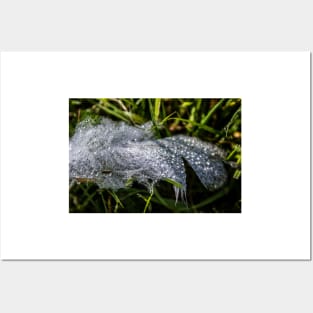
(69, 98), (241, 213)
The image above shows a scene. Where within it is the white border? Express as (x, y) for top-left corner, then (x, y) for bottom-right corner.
(0, 52), (310, 259)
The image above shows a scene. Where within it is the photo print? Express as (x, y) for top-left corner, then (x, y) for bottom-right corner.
(69, 98), (241, 213)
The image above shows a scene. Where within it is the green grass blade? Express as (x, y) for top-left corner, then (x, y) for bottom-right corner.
(154, 98), (161, 121)
(163, 177), (183, 189)
(200, 98), (224, 125)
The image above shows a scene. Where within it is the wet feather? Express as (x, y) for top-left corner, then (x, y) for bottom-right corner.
(69, 118), (228, 199)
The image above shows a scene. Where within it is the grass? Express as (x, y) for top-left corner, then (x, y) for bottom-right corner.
(69, 98), (241, 213)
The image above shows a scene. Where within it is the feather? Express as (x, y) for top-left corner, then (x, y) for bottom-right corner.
(69, 118), (228, 197)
